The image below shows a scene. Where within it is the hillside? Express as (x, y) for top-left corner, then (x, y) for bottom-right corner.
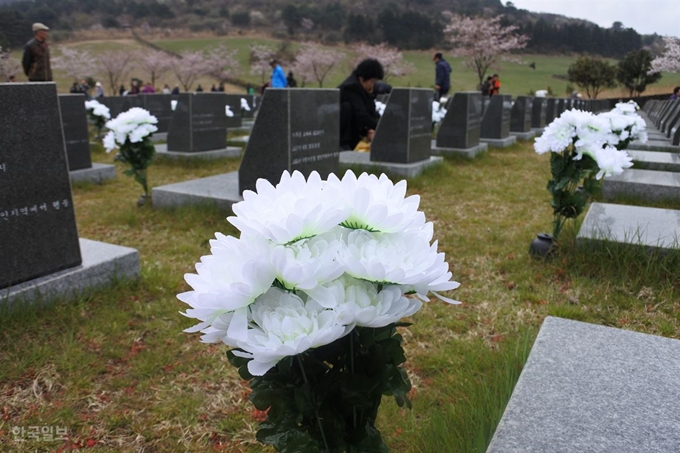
(0, 0), (653, 57)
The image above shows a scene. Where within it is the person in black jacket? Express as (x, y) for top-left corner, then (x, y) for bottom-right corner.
(338, 58), (384, 150)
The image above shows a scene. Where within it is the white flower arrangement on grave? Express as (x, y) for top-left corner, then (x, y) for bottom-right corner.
(84, 99), (110, 138)
(375, 99), (387, 117)
(180, 169), (460, 453)
(533, 102), (646, 247)
(103, 108), (158, 205)
(432, 99), (448, 124)
(240, 98), (251, 112)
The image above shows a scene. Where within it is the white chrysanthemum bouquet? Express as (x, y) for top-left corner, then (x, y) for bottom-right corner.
(180, 170), (459, 452)
(432, 99), (447, 124)
(103, 108), (158, 205)
(84, 99), (111, 138)
(533, 102), (646, 244)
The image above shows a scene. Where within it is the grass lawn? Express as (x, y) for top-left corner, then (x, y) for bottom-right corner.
(1, 130), (679, 451)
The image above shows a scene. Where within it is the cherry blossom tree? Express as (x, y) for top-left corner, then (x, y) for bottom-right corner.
(249, 44), (275, 84)
(0, 46), (20, 81)
(204, 44), (240, 83)
(445, 15), (529, 86)
(96, 50), (133, 96)
(650, 36), (680, 74)
(171, 51), (208, 92)
(352, 43), (414, 82)
(135, 49), (172, 88)
(291, 42), (345, 88)
(52, 47), (98, 82)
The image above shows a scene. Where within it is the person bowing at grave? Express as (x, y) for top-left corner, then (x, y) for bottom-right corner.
(338, 58), (384, 151)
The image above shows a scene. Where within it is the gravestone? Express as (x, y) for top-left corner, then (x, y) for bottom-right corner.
(510, 96), (533, 132)
(545, 98), (558, 124)
(488, 316), (680, 453)
(602, 168), (680, 202)
(98, 96), (131, 119)
(58, 94), (93, 171)
(167, 93), (228, 152)
(435, 91), (482, 150)
(660, 102), (680, 134)
(556, 99), (566, 116)
(0, 83), (82, 289)
(480, 94), (511, 139)
(239, 89), (340, 193)
(224, 94), (243, 129)
(141, 94), (176, 133)
(371, 88), (432, 164)
(531, 97), (547, 129)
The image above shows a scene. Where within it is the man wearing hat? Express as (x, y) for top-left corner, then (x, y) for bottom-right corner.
(433, 52), (451, 102)
(22, 23), (52, 82)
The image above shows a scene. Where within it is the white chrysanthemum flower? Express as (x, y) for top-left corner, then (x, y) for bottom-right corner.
(171, 100), (178, 111)
(84, 100), (111, 119)
(338, 229), (460, 303)
(613, 100), (639, 115)
(179, 233), (277, 341)
(592, 146), (634, 179)
(270, 232), (344, 304)
(231, 288), (350, 376)
(534, 109), (591, 154)
(321, 275), (422, 328)
(375, 100), (386, 117)
(241, 98), (251, 111)
(228, 170), (348, 245)
(103, 107), (158, 152)
(225, 105), (234, 117)
(432, 101), (447, 123)
(325, 170), (425, 234)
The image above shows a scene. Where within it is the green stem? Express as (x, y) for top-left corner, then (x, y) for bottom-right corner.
(297, 354), (330, 453)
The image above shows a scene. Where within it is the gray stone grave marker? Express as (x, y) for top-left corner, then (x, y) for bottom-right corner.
(488, 316), (680, 453)
(224, 94), (243, 129)
(510, 96), (533, 133)
(435, 91), (482, 150)
(545, 98), (558, 124)
(371, 88), (432, 164)
(167, 93), (228, 152)
(0, 83), (82, 289)
(98, 96), (131, 119)
(141, 94), (176, 133)
(531, 97), (547, 129)
(238, 89), (340, 193)
(58, 94), (93, 171)
(481, 94), (511, 139)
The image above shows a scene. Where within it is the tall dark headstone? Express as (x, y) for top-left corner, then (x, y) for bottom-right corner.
(167, 93), (228, 152)
(98, 96), (131, 119)
(58, 94), (93, 171)
(224, 94), (243, 128)
(0, 83), (82, 289)
(531, 97), (547, 128)
(238, 89), (340, 193)
(480, 95), (511, 139)
(241, 95), (256, 119)
(371, 88), (432, 163)
(545, 98), (558, 124)
(141, 94), (176, 133)
(556, 99), (566, 115)
(510, 96), (533, 132)
(435, 91), (483, 149)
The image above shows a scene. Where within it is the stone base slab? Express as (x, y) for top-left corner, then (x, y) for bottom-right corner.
(150, 132), (168, 142)
(628, 150), (680, 172)
(1, 238), (140, 306)
(602, 168), (680, 202)
(70, 163), (116, 184)
(151, 171), (242, 210)
(509, 131), (537, 141)
(339, 151), (443, 178)
(488, 316), (680, 453)
(627, 139), (679, 152)
(480, 136), (517, 148)
(431, 142), (488, 159)
(154, 144), (241, 160)
(576, 202), (680, 251)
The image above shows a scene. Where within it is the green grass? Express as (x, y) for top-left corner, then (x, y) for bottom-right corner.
(1, 135), (679, 452)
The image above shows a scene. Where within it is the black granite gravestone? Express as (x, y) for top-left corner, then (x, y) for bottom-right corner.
(224, 94), (243, 128)
(238, 89), (339, 193)
(128, 96), (145, 109)
(98, 96), (131, 119)
(556, 99), (566, 116)
(663, 103), (680, 137)
(0, 83), (82, 289)
(58, 94), (93, 171)
(510, 96), (533, 132)
(545, 98), (558, 124)
(167, 93), (228, 152)
(480, 94), (511, 139)
(240, 95), (255, 119)
(141, 94), (176, 133)
(435, 91), (483, 149)
(531, 97), (547, 128)
(371, 88), (432, 163)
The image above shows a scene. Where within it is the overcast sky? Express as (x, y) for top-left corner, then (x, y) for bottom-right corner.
(508, 0), (679, 38)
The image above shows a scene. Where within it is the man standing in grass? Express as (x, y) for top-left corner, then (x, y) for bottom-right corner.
(269, 59), (288, 88)
(22, 23), (52, 82)
(433, 52), (451, 102)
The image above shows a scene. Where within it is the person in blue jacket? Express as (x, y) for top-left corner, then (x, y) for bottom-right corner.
(433, 52), (451, 102)
(269, 59), (288, 88)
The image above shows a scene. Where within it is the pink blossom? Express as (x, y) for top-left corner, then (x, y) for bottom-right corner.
(204, 44), (240, 83)
(52, 47), (98, 82)
(291, 42), (345, 88)
(249, 44), (275, 84)
(95, 50), (133, 97)
(0, 46), (20, 81)
(650, 36), (680, 74)
(352, 43), (414, 82)
(171, 51), (209, 92)
(134, 49), (172, 87)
